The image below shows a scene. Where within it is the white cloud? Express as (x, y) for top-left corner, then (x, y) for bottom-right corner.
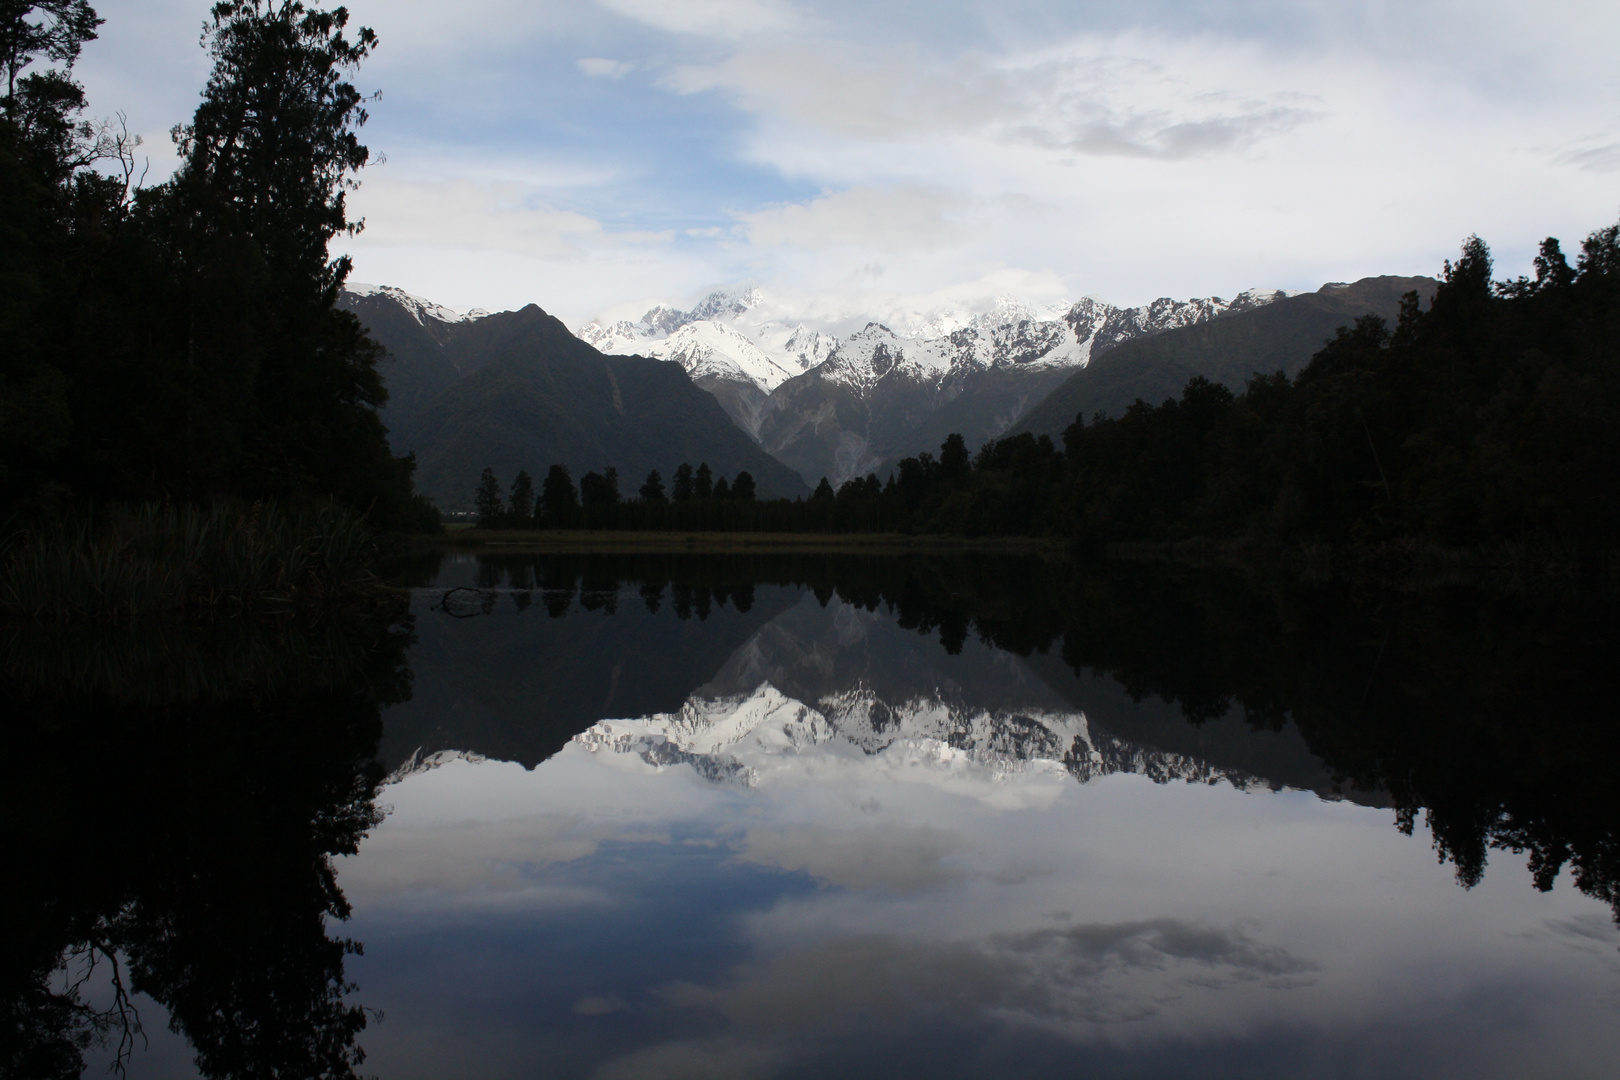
(738, 187), (968, 251)
(347, 177), (667, 259)
(667, 38), (1322, 158)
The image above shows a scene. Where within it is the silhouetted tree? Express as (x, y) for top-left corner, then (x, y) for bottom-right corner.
(474, 467), (502, 528)
(164, 0), (420, 516)
(672, 464), (694, 503)
(639, 469), (665, 503)
(732, 471), (755, 501)
(580, 468), (620, 508)
(939, 432), (970, 482)
(539, 463), (578, 526)
(694, 462), (712, 500)
(712, 476), (730, 500)
(508, 470), (534, 523)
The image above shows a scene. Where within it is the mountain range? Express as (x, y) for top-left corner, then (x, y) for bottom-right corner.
(580, 287), (1291, 485)
(340, 285), (809, 508)
(344, 271), (1441, 505)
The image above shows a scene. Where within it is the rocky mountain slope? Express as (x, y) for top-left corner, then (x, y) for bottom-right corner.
(580, 287), (1288, 485)
(340, 286), (810, 508)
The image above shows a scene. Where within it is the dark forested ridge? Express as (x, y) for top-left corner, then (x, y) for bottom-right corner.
(340, 289), (811, 507)
(1049, 232), (1620, 551)
(0, 1), (433, 529)
(1013, 275), (1438, 438)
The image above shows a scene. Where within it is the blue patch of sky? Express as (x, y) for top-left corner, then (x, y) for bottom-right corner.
(360, 29), (822, 237)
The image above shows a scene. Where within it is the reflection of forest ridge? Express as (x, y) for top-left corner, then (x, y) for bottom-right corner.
(2, 606), (411, 1078)
(388, 552), (1620, 917)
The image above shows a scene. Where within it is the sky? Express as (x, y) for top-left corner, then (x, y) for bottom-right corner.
(77, 0), (1620, 326)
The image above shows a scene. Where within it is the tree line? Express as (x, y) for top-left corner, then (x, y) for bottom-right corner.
(1, 1), (435, 530)
(473, 461), (764, 529)
(474, 221), (1620, 562)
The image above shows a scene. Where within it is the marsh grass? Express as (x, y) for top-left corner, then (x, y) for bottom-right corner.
(0, 610), (411, 704)
(0, 502), (384, 621)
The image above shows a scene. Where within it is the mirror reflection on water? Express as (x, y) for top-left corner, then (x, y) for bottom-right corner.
(10, 553), (1619, 1078)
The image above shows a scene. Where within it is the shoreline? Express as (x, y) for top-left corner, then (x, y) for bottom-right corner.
(412, 529), (1071, 555)
(399, 529), (1615, 596)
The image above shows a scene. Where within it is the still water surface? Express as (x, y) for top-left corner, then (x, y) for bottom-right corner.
(29, 552), (1620, 1078)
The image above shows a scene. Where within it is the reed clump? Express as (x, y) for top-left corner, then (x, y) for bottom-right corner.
(0, 502), (384, 621)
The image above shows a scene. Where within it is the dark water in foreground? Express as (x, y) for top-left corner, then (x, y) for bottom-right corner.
(8, 552), (1620, 1078)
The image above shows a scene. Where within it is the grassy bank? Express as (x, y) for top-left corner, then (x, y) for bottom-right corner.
(1100, 535), (1615, 596)
(0, 502), (389, 621)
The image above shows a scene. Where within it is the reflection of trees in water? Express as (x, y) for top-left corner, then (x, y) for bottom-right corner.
(442, 550), (1620, 919)
(1, 607), (411, 1078)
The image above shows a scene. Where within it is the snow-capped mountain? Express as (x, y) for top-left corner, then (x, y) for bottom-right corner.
(573, 682), (1277, 794)
(578, 286), (1286, 485)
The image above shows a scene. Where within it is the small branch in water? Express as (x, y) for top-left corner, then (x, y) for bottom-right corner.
(437, 585), (494, 618)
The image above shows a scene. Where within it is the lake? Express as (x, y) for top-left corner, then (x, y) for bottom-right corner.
(13, 551), (1619, 1078)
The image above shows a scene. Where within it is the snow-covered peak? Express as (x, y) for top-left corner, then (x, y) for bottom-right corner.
(660, 320), (804, 392)
(817, 323), (955, 390)
(345, 283), (478, 326)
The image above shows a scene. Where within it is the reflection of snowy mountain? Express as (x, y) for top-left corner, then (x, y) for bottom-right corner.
(385, 747), (489, 785)
(574, 682), (1276, 793)
(383, 587), (1367, 804)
